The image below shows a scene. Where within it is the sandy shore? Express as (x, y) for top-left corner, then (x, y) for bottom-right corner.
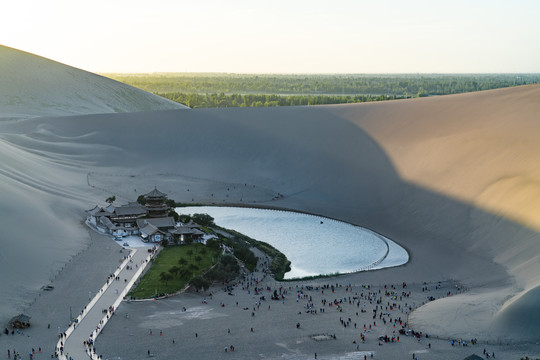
(2, 233), (536, 359)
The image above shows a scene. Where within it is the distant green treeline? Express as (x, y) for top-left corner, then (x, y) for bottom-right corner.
(104, 73), (540, 108)
(157, 92), (405, 108)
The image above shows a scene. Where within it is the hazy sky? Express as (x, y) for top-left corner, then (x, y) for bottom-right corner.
(3, 0), (540, 73)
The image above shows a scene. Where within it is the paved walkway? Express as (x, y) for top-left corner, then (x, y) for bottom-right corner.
(58, 245), (157, 360)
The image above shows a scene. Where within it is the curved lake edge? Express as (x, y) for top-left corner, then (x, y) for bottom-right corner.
(177, 203), (410, 280)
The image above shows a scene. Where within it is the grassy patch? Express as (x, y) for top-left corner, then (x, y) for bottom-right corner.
(129, 244), (219, 299)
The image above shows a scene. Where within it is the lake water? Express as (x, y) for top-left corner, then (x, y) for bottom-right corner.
(176, 206), (408, 279)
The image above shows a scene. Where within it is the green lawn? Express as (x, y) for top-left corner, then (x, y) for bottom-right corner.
(129, 243), (219, 299)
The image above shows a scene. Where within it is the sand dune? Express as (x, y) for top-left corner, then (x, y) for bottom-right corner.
(0, 53), (539, 345)
(0, 45), (187, 119)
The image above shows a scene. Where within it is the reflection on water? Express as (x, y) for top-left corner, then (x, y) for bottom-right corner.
(177, 207), (408, 279)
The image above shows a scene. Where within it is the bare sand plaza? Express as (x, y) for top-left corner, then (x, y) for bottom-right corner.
(94, 253), (533, 360)
(1, 46), (540, 359)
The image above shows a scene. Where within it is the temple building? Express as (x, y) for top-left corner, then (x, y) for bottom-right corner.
(144, 187), (170, 218)
(86, 188), (204, 243)
(86, 202), (146, 237)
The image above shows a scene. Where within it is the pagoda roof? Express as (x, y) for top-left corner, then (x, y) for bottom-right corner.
(137, 217), (175, 230)
(145, 187), (167, 198)
(114, 204), (147, 217)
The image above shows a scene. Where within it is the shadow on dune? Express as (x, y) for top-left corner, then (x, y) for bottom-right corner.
(1, 104), (539, 342)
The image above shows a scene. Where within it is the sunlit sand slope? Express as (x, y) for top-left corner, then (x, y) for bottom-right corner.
(0, 45), (187, 119)
(327, 85), (540, 342)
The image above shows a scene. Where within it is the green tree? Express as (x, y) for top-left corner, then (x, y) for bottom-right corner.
(179, 215), (192, 223)
(169, 266), (180, 277)
(108, 73), (540, 105)
(168, 210), (180, 222)
(192, 213), (215, 227)
(178, 257), (188, 266)
(106, 195), (116, 204)
(206, 238), (221, 251)
(159, 272), (173, 286)
(205, 254), (239, 283)
(232, 245), (257, 271)
(179, 268), (190, 279)
(220, 254), (239, 273)
(189, 276), (211, 292)
(188, 263), (199, 272)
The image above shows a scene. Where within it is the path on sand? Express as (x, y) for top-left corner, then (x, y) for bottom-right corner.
(60, 244), (156, 360)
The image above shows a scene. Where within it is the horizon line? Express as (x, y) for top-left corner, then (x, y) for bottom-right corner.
(98, 72), (540, 76)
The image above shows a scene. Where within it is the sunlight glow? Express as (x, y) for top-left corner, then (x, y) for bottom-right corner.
(2, 0), (540, 73)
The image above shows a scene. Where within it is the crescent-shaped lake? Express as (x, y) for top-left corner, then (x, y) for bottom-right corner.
(177, 206), (408, 279)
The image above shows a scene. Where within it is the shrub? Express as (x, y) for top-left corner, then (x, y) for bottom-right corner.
(192, 213), (215, 227)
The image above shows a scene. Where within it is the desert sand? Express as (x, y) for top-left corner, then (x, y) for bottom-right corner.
(1, 47), (540, 358)
(0, 45), (187, 120)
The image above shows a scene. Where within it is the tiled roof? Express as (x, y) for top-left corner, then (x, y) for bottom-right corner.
(137, 217), (175, 229)
(114, 204), (147, 216)
(185, 220), (201, 228)
(145, 187), (167, 198)
(87, 205), (114, 217)
(101, 217), (117, 230)
(139, 223), (162, 237)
